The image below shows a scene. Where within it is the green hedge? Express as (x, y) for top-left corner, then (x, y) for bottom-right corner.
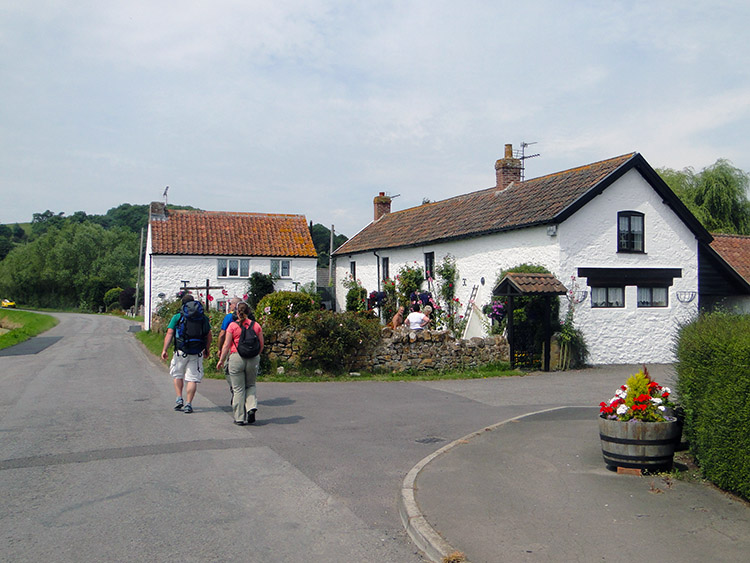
(290, 310), (381, 372)
(675, 312), (750, 500)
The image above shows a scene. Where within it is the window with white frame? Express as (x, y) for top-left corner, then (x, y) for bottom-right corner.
(218, 258), (250, 278)
(381, 257), (389, 281)
(591, 286), (625, 308)
(637, 286), (668, 307)
(349, 261), (356, 280)
(270, 259), (291, 278)
(618, 211), (644, 253)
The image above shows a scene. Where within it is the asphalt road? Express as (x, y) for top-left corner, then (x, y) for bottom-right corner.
(0, 312), (687, 562)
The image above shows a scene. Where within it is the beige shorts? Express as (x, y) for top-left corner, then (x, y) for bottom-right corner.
(169, 352), (204, 383)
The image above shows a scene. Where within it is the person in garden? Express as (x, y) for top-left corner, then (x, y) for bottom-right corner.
(422, 305), (433, 327)
(161, 293), (212, 414)
(216, 302), (264, 426)
(405, 303), (429, 330)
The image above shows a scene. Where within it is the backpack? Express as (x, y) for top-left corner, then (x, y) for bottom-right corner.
(175, 301), (208, 355)
(235, 319), (261, 358)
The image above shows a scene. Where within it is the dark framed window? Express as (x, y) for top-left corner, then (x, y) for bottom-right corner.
(424, 252), (435, 279)
(381, 257), (389, 281)
(349, 261), (356, 280)
(618, 211), (644, 252)
(591, 286), (625, 308)
(637, 286), (668, 307)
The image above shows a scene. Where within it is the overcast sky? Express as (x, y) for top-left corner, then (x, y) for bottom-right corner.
(2, 1), (749, 237)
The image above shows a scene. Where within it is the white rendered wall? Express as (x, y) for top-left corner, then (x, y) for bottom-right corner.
(558, 168), (700, 364)
(335, 226), (559, 316)
(336, 168), (701, 365)
(145, 254), (317, 330)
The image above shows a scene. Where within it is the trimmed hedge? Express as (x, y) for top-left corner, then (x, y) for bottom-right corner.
(675, 312), (750, 500)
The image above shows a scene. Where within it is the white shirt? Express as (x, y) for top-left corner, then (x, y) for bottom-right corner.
(405, 311), (427, 330)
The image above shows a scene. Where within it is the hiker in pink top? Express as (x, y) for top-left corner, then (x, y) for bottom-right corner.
(217, 302), (264, 425)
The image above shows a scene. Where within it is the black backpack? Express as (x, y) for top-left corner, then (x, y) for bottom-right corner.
(175, 301), (208, 355)
(235, 319), (261, 358)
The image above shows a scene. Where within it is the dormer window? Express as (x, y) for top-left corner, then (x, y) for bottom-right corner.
(618, 211), (644, 253)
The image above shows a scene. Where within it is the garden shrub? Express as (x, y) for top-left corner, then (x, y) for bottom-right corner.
(118, 287), (136, 311)
(256, 291), (320, 335)
(380, 277), (398, 322)
(291, 310), (381, 372)
(396, 262), (424, 307)
(675, 312), (750, 500)
(247, 272), (276, 309)
(104, 287), (123, 311)
(342, 275), (367, 312)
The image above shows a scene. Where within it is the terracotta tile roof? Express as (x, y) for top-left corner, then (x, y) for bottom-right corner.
(151, 209), (317, 257)
(710, 234), (750, 284)
(334, 153), (637, 255)
(495, 272), (569, 295)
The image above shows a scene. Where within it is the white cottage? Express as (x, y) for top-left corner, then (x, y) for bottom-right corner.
(144, 202), (318, 330)
(332, 146), (750, 364)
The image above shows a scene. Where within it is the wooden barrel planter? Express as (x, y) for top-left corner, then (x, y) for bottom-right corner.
(599, 417), (681, 471)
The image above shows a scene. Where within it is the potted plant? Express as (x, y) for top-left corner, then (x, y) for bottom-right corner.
(598, 366), (682, 471)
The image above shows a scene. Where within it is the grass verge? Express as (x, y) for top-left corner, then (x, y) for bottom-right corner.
(135, 329), (522, 381)
(0, 309), (59, 350)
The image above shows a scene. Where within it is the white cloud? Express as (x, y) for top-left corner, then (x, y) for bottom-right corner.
(2, 1), (750, 235)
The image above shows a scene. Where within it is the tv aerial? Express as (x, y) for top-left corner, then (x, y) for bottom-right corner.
(514, 142), (540, 181)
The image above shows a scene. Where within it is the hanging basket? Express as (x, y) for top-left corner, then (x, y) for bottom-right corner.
(599, 417), (681, 471)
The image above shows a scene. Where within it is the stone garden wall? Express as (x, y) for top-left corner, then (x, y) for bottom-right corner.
(264, 326), (510, 373)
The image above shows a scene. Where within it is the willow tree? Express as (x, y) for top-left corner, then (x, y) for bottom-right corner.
(658, 159), (750, 235)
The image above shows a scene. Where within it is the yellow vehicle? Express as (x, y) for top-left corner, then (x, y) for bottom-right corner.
(1, 299), (16, 308)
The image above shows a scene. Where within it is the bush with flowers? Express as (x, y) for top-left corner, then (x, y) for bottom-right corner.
(256, 290), (320, 337)
(599, 366), (676, 422)
(434, 254), (465, 338)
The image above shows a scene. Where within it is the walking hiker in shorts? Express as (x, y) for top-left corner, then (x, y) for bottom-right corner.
(216, 302), (264, 426)
(161, 294), (212, 414)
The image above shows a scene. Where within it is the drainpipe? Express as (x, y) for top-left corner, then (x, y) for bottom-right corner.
(373, 251), (381, 321)
(373, 251), (381, 292)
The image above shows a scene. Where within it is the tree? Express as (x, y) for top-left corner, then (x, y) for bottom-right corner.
(12, 224), (26, 243)
(658, 159), (750, 235)
(0, 222), (138, 310)
(102, 203), (150, 234)
(31, 210), (65, 237)
(310, 223), (348, 267)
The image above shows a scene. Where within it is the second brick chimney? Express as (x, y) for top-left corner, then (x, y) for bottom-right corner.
(495, 144), (522, 190)
(374, 192), (392, 221)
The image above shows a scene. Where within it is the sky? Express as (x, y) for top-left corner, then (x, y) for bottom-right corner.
(2, 1), (750, 237)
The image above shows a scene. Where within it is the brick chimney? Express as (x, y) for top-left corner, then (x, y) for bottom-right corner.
(495, 144), (522, 190)
(149, 201), (167, 221)
(373, 192), (392, 221)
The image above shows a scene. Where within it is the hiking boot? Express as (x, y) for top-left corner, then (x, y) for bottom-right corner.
(183, 403), (193, 414)
(174, 397), (184, 411)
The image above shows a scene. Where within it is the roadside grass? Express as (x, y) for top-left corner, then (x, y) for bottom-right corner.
(135, 329), (522, 381)
(0, 309), (59, 350)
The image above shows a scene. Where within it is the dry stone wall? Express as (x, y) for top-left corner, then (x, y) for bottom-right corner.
(264, 326), (509, 373)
